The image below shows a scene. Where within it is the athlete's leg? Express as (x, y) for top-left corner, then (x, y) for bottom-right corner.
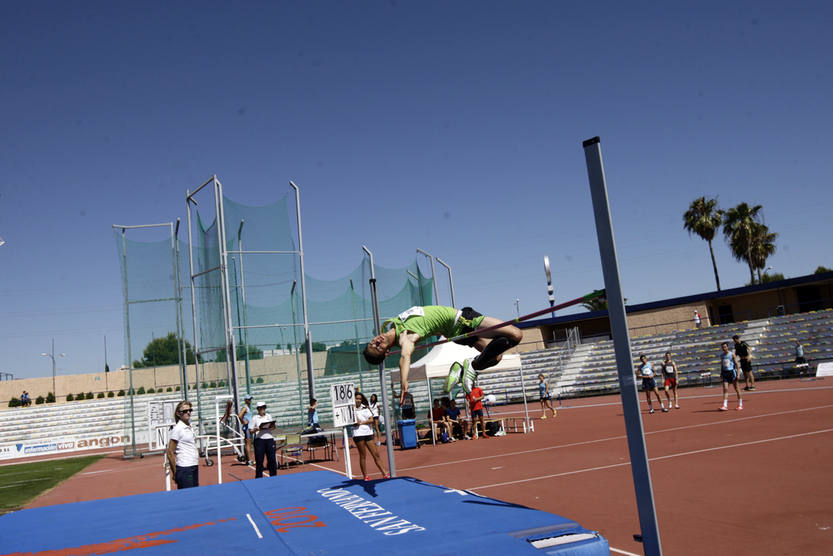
(469, 317), (522, 370)
(355, 438), (368, 478)
(366, 440), (387, 476)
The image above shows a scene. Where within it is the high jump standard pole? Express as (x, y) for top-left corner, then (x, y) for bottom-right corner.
(583, 136), (663, 555)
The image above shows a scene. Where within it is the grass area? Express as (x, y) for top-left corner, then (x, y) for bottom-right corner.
(0, 454), (104, 515)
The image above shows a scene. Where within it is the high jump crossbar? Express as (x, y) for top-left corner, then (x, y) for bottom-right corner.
(387, 289), (605, 355)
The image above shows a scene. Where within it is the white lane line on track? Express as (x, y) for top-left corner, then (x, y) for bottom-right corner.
(246, 513), (263, 539)
(486, 384), (833, 416)
(466, 428), (833, 491)
(610, 547), (642, 556)
(397, 404), (833, 473)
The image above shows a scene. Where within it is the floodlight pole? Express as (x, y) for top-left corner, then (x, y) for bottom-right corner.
(364, 245), (396, 477)
(583, 136), (662, 556)
(290, 181), (315, 400)
(41, 339), (64, 402)
(435, 257), (456, 309)
(416, 248), (440, 305)
(544, 256), (555, 315)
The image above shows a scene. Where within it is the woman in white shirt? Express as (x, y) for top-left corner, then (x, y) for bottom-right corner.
(250, 402), (278, 478)
(353, 392), (388, 481)
(166, 401), (199, 489)
(369, 393), (382, 446)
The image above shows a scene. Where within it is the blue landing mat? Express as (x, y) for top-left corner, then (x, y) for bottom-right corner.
(0, 470), (608, 555)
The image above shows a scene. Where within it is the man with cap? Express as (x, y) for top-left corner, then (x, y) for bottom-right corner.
(250, 401), (278, 478)
(238, 394), (254, 465)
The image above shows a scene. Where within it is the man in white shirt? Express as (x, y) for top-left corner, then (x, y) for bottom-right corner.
(250, 402), (278, 478)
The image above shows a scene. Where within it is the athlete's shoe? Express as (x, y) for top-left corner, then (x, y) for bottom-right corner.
(735, 405), (743, 411)
(719, 406), (729, 411)
(382, 473), (391, 479)
(674, 404), (680, 409)
(462, 360), (478, 394)
(661, 407), (669, 413)
(541, 414), (547, 420)
(363, 476), (371, 481)
(444, 362), (463, 393)
(748, 386), (756, 391)
(649, 408), (655, 414)
(551, 410), (557, 418)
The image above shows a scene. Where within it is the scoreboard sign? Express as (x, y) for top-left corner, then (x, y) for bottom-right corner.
(330, 383), (356, 428)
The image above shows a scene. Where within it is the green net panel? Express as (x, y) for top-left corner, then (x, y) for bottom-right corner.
(117, 185), (435, 448)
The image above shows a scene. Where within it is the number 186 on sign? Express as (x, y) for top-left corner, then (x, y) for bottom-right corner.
(330, 383), (355, 408)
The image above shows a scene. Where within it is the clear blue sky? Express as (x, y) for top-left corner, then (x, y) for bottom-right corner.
(2, 1), (831, 379)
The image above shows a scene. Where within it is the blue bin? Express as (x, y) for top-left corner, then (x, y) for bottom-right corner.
(397, 419), (417, 449)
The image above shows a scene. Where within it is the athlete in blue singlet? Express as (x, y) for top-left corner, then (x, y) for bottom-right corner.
(719, 342), (743, 411)
(637, 354), (666, 413)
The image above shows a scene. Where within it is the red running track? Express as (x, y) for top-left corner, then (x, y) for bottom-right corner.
(23, 378), (833, 555)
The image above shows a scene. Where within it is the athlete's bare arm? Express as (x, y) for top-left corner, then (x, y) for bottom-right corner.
(397, 331), (419, 404)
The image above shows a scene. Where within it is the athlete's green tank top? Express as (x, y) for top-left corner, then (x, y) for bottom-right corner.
(384, 306), (462, 340)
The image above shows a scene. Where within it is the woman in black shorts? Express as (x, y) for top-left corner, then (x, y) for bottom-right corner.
(353, 392), (389, 481)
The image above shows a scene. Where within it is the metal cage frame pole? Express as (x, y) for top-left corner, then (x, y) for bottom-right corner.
(237, 220), (252, 394)
(290, 181), (315, 400)
(349, 279), (364, 392)
(214, 177), (241, 419)
(119, 228), (136, 458)
(173, 219), (189, 400)
(435, 257), (456, 309)
(186, 179), (213, 438)
(113, 221), (183, 456)
(583, 136), (662, 555)
(290, 281), (305, 426)
(416, 248), (440, 305)
(364, 245), (396, 476)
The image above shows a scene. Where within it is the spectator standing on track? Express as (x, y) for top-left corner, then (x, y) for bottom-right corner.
(238, 394), (254, 465)
(363, 305), (522, 403)
(720, 342), (744, 411)
(466, 383), (488, 438)
(661, 352), (680, 409)
(250, 402), (278, 478)
(795, 339), (807, 365)
(368, 393), (382, 446)
(166, 401), (199, 489)
(353, 392), (389, 481)
(537, 374), (558, 419)
(637, 355), (667, 414)
(733, 335), (755, 391)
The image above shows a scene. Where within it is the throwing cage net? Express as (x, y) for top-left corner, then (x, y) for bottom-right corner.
(115, 177), (433, 457)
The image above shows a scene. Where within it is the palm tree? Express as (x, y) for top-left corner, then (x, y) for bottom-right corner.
(582, 297), (607, 312)
(683, 197), (724, 291)
(723, 203), (762, 284)
(747, 222), (777, 283)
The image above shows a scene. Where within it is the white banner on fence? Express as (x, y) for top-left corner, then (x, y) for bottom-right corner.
(0, 433), (130, 461)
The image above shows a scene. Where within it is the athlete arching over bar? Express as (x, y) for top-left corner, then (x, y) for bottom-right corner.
(363, 305), (522, 403)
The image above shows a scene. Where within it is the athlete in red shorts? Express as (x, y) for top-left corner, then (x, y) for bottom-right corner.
(661, 352), (679, 409)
